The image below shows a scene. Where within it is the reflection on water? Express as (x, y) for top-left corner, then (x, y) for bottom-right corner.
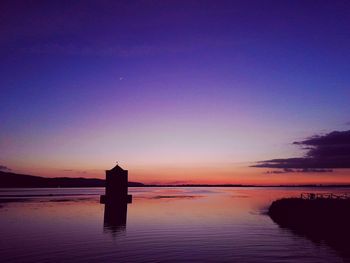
(103, 202), (127, 236)
(0, 187), (349, 262)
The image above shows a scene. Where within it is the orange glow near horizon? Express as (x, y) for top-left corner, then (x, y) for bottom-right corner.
(10, 163), (350, 186)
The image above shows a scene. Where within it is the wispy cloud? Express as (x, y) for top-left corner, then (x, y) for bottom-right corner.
(61, 169), (87, 174)
(18, 42), (196, 57)
(0, 165), (11, 171)
(253, 130), (350, 170)
(265, 168), (333, 174)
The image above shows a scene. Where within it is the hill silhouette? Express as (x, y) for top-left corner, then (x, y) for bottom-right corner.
(0, 171), (144, 188)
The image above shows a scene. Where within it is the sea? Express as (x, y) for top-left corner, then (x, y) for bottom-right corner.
(0, 187), (349, 262)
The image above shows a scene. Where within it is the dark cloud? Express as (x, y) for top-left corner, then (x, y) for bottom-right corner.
(0, 165), (11, 171)
(253, 130), (350, 170)
(266, 168), (333, 174)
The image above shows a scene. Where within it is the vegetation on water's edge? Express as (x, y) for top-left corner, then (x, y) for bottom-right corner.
(269, 197), (350, 260)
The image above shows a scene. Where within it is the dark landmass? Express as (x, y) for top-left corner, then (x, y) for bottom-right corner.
(0, 171), (144, 188)
(269, 198), (350, 261)
(1, 171), (350, 188)
(142, 184), (350, 187)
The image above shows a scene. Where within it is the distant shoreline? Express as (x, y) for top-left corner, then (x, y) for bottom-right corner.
(0, 171), (143, 188)
(137, 184), (350, 188)
(2, 185), (350, 188)
(1, 171), (350, 188)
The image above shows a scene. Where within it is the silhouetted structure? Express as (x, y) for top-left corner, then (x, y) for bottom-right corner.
(100, 164), (132, 204)
(103, 201), (127, 236)
(100, 164), (132, 237)
(269, 196), (350, 260)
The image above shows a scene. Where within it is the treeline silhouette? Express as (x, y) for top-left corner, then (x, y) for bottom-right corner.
(0, 171), (144, 188)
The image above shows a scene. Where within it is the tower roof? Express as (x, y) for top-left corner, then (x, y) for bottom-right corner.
(108, 164), (126, 172)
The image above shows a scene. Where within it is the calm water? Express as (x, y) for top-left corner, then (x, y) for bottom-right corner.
(0, 187), (349, 262)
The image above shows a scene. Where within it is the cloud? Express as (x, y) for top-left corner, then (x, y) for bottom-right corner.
(16, 36), (236, 58)
(0, 165), (11, 171)
(61, 169), (87, 174)
(265, 168), (333, 174)
(253, 130), (350, 170)
(18, 42), (197, 57)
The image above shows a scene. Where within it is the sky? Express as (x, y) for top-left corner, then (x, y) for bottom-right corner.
(1, 0), (350, 184)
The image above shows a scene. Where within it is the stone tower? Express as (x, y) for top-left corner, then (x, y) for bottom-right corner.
(100, 164), (132, 204)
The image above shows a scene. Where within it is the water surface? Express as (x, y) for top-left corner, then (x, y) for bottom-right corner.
(0, 187), (349, 262)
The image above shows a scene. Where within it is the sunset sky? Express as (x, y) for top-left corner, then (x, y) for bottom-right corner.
(1, 1), (350, 184)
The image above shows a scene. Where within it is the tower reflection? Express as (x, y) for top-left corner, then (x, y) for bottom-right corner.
(103, 202), (128, 236)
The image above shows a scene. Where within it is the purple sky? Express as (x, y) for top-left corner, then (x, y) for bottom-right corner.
(1, 1), (350, 183)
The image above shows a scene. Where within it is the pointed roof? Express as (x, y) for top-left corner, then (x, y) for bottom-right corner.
(108, 164), (125, 172)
